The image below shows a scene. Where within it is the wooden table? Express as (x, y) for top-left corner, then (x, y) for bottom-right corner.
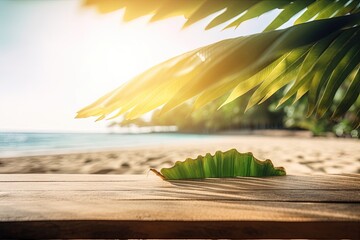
(0, 174), (359, 239)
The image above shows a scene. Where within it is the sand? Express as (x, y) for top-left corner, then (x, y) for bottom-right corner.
(0, 135), (359, 175)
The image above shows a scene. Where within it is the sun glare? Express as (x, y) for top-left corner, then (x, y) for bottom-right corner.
(0, 0), (280, 132)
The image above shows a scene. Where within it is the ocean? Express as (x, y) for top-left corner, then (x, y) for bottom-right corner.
(0, 132), (211, 157)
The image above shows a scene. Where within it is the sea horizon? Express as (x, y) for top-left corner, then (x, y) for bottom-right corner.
(0, 131), (212, 158)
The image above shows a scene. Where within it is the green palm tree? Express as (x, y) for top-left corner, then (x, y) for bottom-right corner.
(77, 0), (360, 127)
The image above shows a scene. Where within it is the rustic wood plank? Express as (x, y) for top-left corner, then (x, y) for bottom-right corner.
(1, 174), (359, 189)
(1, 189), (359, 202)
(1, 173), (359, 183)
(0, 221), (358, 239)
(1, 181), (359, 191)
(1, 199), (359, 221)
(0, 174), (359, 239)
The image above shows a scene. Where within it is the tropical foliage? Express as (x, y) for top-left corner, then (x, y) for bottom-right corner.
(151, 149), (286, 180)
(112, 95), (285, 133)
(78, 0), (360, 127)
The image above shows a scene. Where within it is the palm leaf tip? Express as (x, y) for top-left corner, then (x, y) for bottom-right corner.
(151, 149), (286, 180)
(85, 0), (360, 30)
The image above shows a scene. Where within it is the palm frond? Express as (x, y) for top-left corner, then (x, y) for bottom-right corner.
(245, 48), (308, 110)
(223, 1), (289, 30)
(84, 0), (359, 31)
(306, 27), (359, 116)
(294, 0), (332, 24)
(264, 0), (314, 31)
(332, 69), (360, 119)
(77, 14), (360, 120)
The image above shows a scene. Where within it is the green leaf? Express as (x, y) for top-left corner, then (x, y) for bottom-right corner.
(317, 45), (360, 117)
(151, 149), (286, 180)
(205, 1), (259, 30)
(355, 109), (360, 129)
(294, 0), (332, 24)
(333, 0), (360, 17)
(265, 0), (313, 31)
(296, 32), (338, 84)
(259, 63), (301, 104)
(159, 30), (283, 114)
(277, 71), (313, 107)
(275, 31), (340, 106)
(183, 0), (229, 28)
(150, 0), (204, 22)
(315, 0), (348, 20)
(245, 48), (308, 110)
(224, 1), (288, 29)
(205, 56), (285, 109)
(307, 27), (359, 116)
(77, 46), (201, 119)
(332, 68), (360, 118)
(294, 79), (311, 102)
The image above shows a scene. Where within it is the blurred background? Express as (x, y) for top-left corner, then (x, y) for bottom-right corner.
(1, 1), (358, 133)
(0, 0), (358, 175)
(1, 0), (278, 132)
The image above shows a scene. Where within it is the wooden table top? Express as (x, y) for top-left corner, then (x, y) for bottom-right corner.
(0, 174), (359, 239)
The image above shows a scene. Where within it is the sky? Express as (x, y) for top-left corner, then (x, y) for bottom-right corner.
(0, 0), (281, 132)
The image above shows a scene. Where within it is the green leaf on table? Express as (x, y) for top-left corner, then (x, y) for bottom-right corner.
(151, 149), (286, 180)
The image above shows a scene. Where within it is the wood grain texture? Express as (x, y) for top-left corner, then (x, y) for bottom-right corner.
(2, 189), (359, 201)
(0, 174), (359, 239)
(1, 173), (359, 182)
(0, 221), (358, 239)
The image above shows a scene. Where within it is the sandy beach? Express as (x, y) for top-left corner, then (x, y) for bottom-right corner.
(0, 134), (359, 175)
